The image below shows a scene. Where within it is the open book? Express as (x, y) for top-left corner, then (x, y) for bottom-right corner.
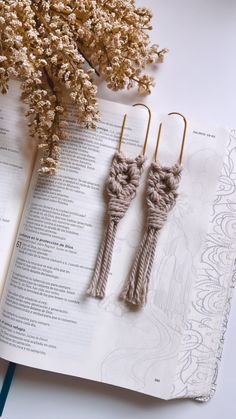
(0, 81), (236, 402)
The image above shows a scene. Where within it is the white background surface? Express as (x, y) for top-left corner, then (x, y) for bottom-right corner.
(1, 1), (236, 418)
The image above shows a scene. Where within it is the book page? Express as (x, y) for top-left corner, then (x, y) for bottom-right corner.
(0, 82), (36, 298)
(0, 99), (229, 399)
(172, 129), (236, 401)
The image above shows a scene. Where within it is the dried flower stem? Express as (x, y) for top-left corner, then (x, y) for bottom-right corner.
(0, 0), (167, 174)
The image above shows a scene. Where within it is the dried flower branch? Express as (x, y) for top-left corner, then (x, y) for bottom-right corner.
(0, 0), (167, 175)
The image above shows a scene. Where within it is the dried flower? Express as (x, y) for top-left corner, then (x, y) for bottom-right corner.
(0, 0), (167, 175)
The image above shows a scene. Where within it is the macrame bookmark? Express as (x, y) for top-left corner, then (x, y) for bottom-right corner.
(121, 112), (187, 307)
(87, 152), (145, 298)
(120, 162), (182, 306)
(87, 104), (151, 299)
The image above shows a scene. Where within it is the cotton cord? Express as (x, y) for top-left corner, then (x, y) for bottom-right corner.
(121, 162), (182, 307)
(87, 151), (145, 299)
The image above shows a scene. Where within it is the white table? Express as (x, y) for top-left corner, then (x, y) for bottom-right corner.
(1, 1), (236, 417)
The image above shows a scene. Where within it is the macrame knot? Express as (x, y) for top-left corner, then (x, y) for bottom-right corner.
(121, 162), (182, 307)
(87, 151), (145, 299)
(147, 208), (168, 230)
(106, 152), (145, 222)
(146, 162), (182, 228)
(108, 197), (130, 222)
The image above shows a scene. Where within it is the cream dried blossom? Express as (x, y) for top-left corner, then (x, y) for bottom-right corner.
(0, 0), (167, 175)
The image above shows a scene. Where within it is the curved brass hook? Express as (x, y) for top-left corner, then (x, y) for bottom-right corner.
(118, 103), (152, 156)
(155, 112), (187, 164)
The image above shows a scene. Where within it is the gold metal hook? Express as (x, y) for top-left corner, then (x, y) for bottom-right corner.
(118, 103), (151, 156)
(155, 112), (187, 165)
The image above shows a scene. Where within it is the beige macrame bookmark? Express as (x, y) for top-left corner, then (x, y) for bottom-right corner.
(120, 162), (182, 306)
(87, 152), (145, 298)
(121, 112), (187, 307)
(87, 104), (151, 299)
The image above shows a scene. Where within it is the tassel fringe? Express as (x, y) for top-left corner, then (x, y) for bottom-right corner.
(120, 228), (158, 306)
(87, 221), (117, 298)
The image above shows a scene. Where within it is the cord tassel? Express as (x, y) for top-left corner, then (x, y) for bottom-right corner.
(87, 220), (117, 298)
(121, 162), (182, 307)
(87, 151), (145, 299)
